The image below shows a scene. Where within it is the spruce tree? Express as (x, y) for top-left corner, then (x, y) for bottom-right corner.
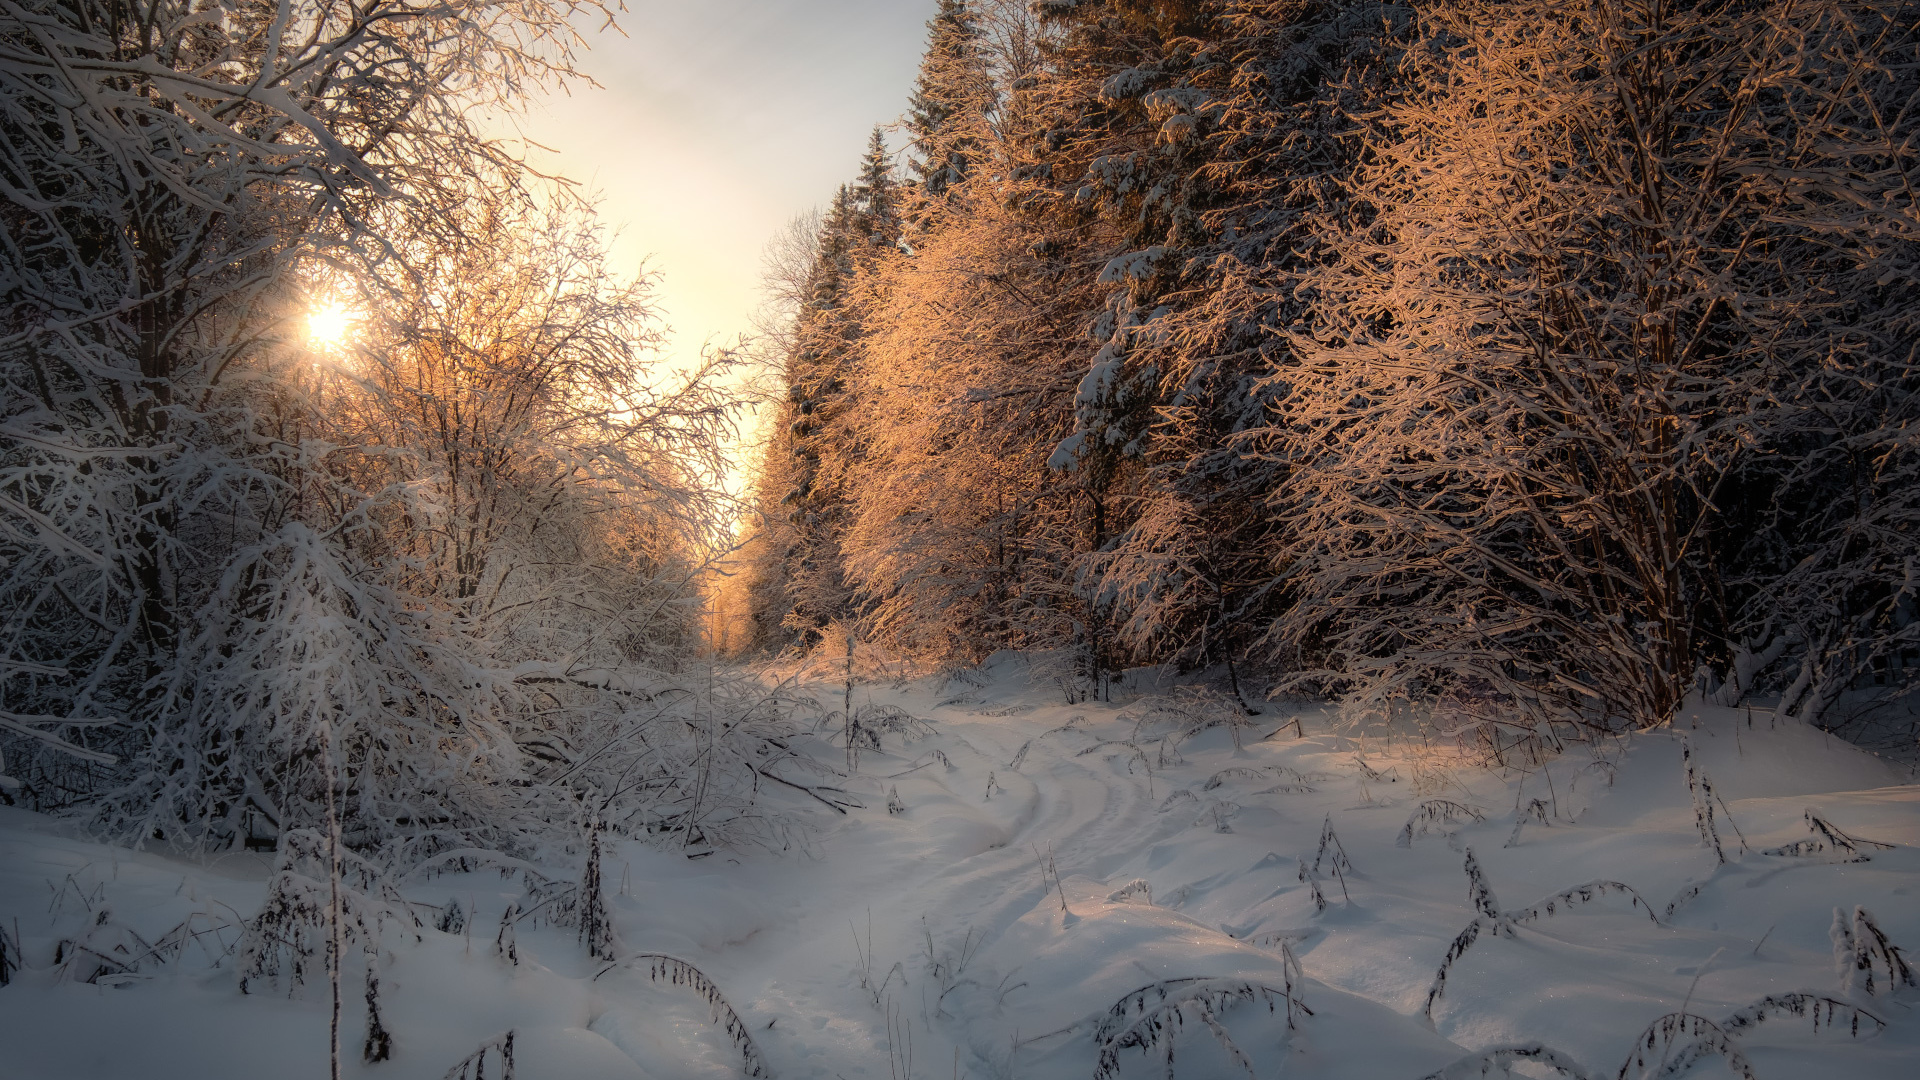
(852, 128), (902, 251)
(907, 0), (990, 198)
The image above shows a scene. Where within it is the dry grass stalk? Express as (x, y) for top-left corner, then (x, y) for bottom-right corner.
(1091, 975), (1311, 1080)
(442, 1030), (514, 1080)
(1397, 800), (1486, 848)
(595, 954), (771, 1078)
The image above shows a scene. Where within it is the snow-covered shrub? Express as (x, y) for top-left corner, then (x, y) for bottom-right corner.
(237, 830), (417, 995)
(1123, 686), (1260, 764)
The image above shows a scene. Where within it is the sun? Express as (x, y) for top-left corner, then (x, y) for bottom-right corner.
(307, 302), (358, 350)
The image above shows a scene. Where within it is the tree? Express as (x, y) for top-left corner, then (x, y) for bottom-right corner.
(908, 0), (994, 199)
(1270, 0), (1920, 736)
(1, 0), (799, 858)
(1, 0), (603, 806)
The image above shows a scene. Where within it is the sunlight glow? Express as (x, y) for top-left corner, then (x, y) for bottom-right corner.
(307, 302), (358, 351)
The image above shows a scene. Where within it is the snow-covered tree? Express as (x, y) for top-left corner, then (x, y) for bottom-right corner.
(1270, 0), (1920, 735)
(908, 0), (994, 200)
(1, 0), (803, 858)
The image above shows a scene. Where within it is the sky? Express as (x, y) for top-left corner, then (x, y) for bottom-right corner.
(506, 1), (937, 371)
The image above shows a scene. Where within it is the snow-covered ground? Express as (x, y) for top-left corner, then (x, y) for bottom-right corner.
(3, 655), (1917, 1080)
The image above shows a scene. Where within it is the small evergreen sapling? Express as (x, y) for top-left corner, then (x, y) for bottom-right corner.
(237, 830), (416, 995)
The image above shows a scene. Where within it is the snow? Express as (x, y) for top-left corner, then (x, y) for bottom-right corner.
(3, 657), (1917, 1079)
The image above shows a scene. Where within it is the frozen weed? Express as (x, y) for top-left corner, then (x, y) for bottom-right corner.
(1681, 739), (1747, 863)
(1297, 857), (1329, 912)
(1091, 974), (1312, 1080)
(1313, 816), (1353, 877)
(1506, 798), (1551, 848)
(362, 942), (392, 1063)
(1158, 790), (1200, 813)
(1830, 906), (1916, 996)
(1007, 740), (1033, 770)
(1764, 809), (1894, 863)
(1426, 850), (1658, 1020)
(1620, 993), (1884, 1080)
(443, 1030), (514, 1080)
(0, 919), (17, 985)
(594, 954), (771, 1077)
(1397, 800), (1486, 848)
(1420, 1043), (1593, 1079)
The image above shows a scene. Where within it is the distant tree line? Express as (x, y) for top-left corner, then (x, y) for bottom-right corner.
(739, 0), (1920, 742)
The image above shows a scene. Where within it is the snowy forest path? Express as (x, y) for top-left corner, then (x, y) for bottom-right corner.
(602, 663), (1920, 1080)
(3, 667), (1919, 1080)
